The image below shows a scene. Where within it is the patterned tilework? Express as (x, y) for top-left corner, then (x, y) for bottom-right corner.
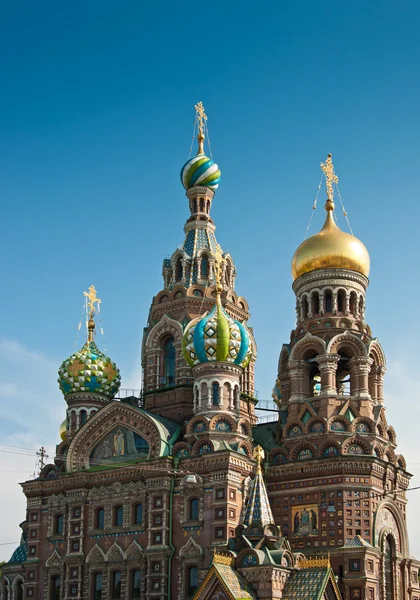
(282, 568), (331, 600)
(341, 535), (373, 548)
(243, 472), (275, 527)
(213, 563), (257, 600)
(58, 341), (121, 398)
(8, 540), (27, 564)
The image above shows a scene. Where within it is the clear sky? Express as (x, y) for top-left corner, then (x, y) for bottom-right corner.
(1, 1), (420, 560)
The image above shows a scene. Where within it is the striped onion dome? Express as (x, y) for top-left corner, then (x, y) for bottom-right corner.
(58, 340), (121, 398)
(182, 299), (252, 368)
(180, 152), (221, 191)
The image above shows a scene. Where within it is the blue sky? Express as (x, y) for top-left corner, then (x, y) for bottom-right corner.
(1, 1), (420, 558)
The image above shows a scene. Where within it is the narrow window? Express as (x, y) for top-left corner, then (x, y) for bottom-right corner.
(95, 508), (104, 530)
(131, 570), (141, 599)
(16, 582), (23, 600)
(311, 292), (320, 315)
(55, 514), (64, 535)
(134, 503), (143, 525)
(111, 572), (121, 600)
(350, 291), (357, 316)
(80, 410), (87, 425)
(161, 337), (175, 386)
(212, 382), (220, 406)
(93, 573), (102, 600)
(385, 536), (395, 600)
(50, 576), (60, 600)
(114, 505), (123, 527)
(337, 290), (346, 312)
(201, 255), (209, 278)
(187, 566), (198, 598)
(189, 498), (199, 521)
(200, 197), (205, 212)
(302, 296), (309, 319)
(325, 290), (332, 313)
(175, 258), (183, 281)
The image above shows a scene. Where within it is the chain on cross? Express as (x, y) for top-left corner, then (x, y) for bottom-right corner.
(320, 153), (339, 202)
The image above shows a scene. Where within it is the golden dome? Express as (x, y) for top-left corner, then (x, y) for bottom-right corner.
(292, 200), (370, 280)
(59, 419), (67, 442)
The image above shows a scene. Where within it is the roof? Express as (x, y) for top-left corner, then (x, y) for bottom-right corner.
(341, 535), (373, 548)
(252, 422), (278, 452)
(8, 539), (27, 564)
(136, 407), (181, 456)
(194, 555), (257, 600)
(243, 471), (274, 528)
(282, 567), (341, 600)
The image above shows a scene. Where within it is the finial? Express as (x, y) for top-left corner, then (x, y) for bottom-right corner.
(83, 285), (101, 342)
(212, 243), (224, 301)
(320, 153), (338, 209)
(253, 445), (265, 475)
(194, 101), (207, 155)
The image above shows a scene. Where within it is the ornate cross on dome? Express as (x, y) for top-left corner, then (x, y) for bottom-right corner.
(194, 101), (207, 154)
(320, 153), (339, 202)
(84, 285), (101, 318)
(253, 445), (265, 475)
(212, 243), (224, 295)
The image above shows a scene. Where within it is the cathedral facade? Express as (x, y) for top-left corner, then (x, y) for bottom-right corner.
(2, 106), (420, 600)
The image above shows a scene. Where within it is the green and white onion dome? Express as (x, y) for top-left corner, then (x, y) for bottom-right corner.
(182, 300), (253, 368)
(180, 153), (221, 191)
(58, 340), (121, 398)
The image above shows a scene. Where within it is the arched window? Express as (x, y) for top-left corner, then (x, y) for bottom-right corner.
(385, 535), (395, 600)
(80, 410), (87, 426)
(359, 296), (364, 318)
(212, 382), (220, 406)
(161, 337), (175, 387)
(324, 290), (332, 313)
(311, 292), (320, 315)
(71, 411), (77, 432)
(187, 566), (199, 598)
(95, 507), (104, 530)
(55, 514), (64, 535)
(131, 570), (141, 599)
(301, 296), (309, 319)
(16, 580), (23, 600)
(114, 505), (123, 527)
(337, 290), (346, 313)
(111, 571), (121, 600)
(175, 257), (183, 282)
(93, 573), (102, 600)
(134, 503), (143, 525)
(350, 291), (357, 316)
(201, 255), (209, 278)
(189, 498), (199, 521)
(199, 197), (205, 212)
(50, 576), (60, 600)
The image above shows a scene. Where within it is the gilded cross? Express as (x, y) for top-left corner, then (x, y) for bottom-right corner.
(212, 243), (224, 289)
(253, 445), (265, 474)
(83, 285), (101, 318)
(194, 101), (207, 138)
(320, 153), (338, 201)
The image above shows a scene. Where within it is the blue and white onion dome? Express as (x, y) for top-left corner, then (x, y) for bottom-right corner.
(58, 321), (121, 398)
(180, 152), (221, 192)
(182, 298), (253, 368)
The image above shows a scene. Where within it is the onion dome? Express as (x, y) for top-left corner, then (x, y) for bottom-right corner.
(292, 199), (370, 280)
(180, 153), (221, 191)
(58, 286), (121, 398)
(59, 419), (67, 442)
(182, 297), (252, 368)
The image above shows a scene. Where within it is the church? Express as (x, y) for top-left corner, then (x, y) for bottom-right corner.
(2, 103), (420, 600)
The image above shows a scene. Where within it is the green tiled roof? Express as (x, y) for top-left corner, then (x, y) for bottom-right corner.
(282, 568), (336, 600)
(214, 563), (257, 600)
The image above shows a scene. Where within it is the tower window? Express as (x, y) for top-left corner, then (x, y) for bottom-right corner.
(134, 503), (143, 525)
(201, 255), (209, 278)
(161, 337), (175, 387)
(337, 290), (346, 313)
(54, 514), (64, 536)
(350, 291), (357, 316)
(175, 257), (183, 282)
(200, 197), (205, 212)
(311, 292), (320, 315)
(301, 296), (309, 319)
(95, 508), (104, 530)
(189, 498), (199, 521)
(385, 535), (395, 600)
(325, 290), (332, 313)
(80, 410), (87, 425)
(131, 570), (141, 599)
(187, 566), (198, 598)
(114, 505), (123, 527)
(212, 382), (220, 405)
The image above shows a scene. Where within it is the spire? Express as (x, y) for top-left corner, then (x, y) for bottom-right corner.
(83, 285), (101, 342)
(243, 446), (275, 527)
(195, 101), (207, 155)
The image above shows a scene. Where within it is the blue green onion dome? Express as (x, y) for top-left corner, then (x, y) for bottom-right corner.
(180, 153), (221, 192)
(182, 299), (253, 368)
(58, 336), (121, 398)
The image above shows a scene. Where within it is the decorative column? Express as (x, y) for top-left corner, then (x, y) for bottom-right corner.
(332, 291), (338, 315)
(197, 388), (202, 412)
(288, 360), (308, 404)
(348, 356), (373, 399)
(197, 258), (202, 280)
(181, 259), (187, 283)
(345, 293), (350, 316)
(375, 366), (386, 404)
(316, 354), (339, 397)
(319, 292), (325, 315)
(228, 388), (234, 411)
(207, 385), (212, 409)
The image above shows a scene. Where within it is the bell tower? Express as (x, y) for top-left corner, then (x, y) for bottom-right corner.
(267, 155), (412, 600)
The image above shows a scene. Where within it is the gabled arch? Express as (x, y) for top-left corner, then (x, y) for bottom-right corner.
(180, 536), (204, 558)
(374, 499), (410, 557)
(351, 417), (375, 434)
(126, 540), (143, 562)
(45, 549), (63, 568)
(106, 542), (125, 563)
(278, 344), (290, 377)
(66, 401), (174, 471)
(290, 333), (326, 361)
(86, 544), (106, 564)
(318, 439), (341, 458)
(386, 426), (397, 444)
(342, 435), (371, 455)
(145, 314), (183, 349)
(290, 441), (317, 461)
(368, 339), (386, 367)
(327, 331), (368, 357)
